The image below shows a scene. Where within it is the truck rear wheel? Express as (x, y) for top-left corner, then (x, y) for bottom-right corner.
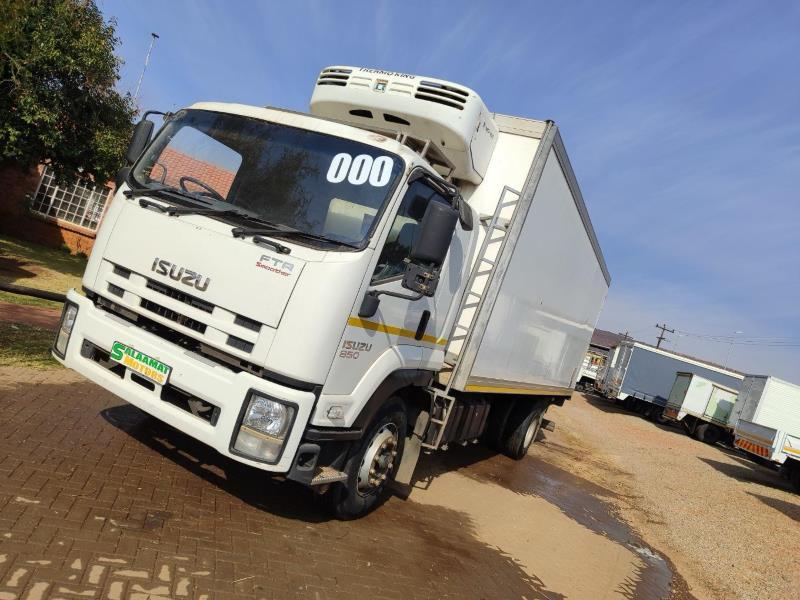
(788, 461), (800, 493)
(693, 422), (721, 445)
(328, 401), (407, 520)
(501, 401), (547, 460)
(650, 406), (668, 424)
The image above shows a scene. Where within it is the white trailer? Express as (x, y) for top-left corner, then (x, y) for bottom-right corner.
(733, 375), (800, 492)
(597, 340), (744, 422)
(52, 66), (609, 517)
(663, 372), (739, 444)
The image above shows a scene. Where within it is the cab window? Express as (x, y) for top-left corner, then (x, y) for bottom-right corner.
(372, 179), (448, 283)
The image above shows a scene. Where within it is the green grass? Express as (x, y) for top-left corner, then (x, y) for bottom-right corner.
(0, 234), (85, 302)
(0, 322), (60, 369)
(0, 290), (63, 310)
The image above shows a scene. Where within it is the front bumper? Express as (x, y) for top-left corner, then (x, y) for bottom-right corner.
(53, 290), (316, 473)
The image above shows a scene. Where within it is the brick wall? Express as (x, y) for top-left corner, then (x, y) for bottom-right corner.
(0, 164), (103, 255)
(0, 148), (236, 255)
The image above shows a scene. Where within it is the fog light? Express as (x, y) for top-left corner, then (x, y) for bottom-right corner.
(232, 393), (295, 463)
(53, 303), (78, 358)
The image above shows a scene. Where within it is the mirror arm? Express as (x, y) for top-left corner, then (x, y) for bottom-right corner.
(368, 289), (424, 302)
(357, 287), (424, 318)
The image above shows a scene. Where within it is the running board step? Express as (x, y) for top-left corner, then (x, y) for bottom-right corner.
(309, 466), (348, 486)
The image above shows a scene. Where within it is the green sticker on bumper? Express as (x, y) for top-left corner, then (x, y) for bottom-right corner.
(110, 341), (172, 385)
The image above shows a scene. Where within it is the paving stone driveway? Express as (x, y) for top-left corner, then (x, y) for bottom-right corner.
(0, 367), (547, 600)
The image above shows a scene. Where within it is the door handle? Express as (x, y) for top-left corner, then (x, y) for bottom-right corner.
(415, 310), (431, 340)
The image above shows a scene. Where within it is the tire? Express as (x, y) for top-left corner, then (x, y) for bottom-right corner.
(501, 401), (547, 460)
(650, 406), (668, 424)
(692, 422), (709, 442)
(484, 401), (516, 450)
(788, 462), (800, 493)
(700, 424), (722, 446)
(328, 401), (407, 520)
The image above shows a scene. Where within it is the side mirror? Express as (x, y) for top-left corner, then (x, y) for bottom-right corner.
(125, 119), (155, 165)
(402, 201), (459, 297)
(358, 292), (381, 318)
(410, 201), (459, 265)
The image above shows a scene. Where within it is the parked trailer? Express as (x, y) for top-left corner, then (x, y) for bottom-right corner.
(597, 340), (744, 422)
(663, 372), (739, 445)
(52, 66), (610, 518)
(733, 375), (800, 492)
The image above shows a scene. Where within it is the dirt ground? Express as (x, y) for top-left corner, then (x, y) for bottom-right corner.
(0, 364), (797, 599)
(537, 393), (800, 600)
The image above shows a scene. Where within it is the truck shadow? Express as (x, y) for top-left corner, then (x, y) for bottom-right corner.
(410, 429), (555, 491)
(101, 404), (333, 523)
(696, 456), (791, 492)
(581, 393), (686, 436)
(747, 492), (799, 521)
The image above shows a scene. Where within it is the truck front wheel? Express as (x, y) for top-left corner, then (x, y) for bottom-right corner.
(501, 401), (547, 460)
(328, 401), (407, 519)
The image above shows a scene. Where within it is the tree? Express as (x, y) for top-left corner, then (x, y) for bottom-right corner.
(0, 0), (135, 183)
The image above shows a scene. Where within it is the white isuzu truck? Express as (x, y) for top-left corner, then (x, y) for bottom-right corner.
(53, 66), (610, 517)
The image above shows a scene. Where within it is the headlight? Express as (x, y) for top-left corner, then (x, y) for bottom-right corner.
(232, 393), (296, 463)
(53, 303), (79, 358)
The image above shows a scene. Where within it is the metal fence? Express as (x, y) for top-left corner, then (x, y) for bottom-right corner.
(30, 166), (111, 231)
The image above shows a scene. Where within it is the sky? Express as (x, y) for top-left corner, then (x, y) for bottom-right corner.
(100, 0), (800, 380)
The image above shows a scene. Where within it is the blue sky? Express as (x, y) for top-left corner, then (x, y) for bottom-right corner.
(101, 0), (800, 379)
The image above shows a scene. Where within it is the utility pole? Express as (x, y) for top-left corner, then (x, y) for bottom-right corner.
(133, 32), (160, 103)
(655, 323), (674, 348)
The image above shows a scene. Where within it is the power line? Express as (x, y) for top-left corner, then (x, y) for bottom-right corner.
(674, 328), (800, 346)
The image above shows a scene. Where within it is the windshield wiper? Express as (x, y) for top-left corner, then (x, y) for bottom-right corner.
(232, 225), (359, 250)
(124, 184), (215, 207)
(137, 198), (259, 219)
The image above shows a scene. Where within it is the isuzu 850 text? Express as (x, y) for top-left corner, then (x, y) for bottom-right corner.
(53, 67), (610, 518)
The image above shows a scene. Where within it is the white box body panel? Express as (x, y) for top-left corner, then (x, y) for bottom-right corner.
(665, 372), (739, 428)
(597, 341), (743, 404)
(734, 375), (800, 463)
(467, 151), (608, 391)
(446, 118), (610, 394)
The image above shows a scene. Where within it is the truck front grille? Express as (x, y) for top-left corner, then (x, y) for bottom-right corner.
(145, 278), (214, 313)
(140, 298), (207, 334)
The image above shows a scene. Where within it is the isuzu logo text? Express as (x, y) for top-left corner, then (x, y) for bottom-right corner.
(151, 258), (210, 292)
(256, 255), (294, 277)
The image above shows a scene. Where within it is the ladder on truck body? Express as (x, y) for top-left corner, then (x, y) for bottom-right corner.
(422, 186), (522, 450)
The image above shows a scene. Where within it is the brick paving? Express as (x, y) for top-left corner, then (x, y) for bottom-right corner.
(0, 301), (61, 329)
(0, 367), (550, 599)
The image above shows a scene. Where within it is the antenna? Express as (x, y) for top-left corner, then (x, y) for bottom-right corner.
(133, 32), (160, 104)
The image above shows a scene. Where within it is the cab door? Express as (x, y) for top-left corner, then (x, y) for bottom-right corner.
(323, 177), (462, 399)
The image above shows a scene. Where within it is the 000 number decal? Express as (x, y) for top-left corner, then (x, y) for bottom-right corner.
(326, 153), (393, 187)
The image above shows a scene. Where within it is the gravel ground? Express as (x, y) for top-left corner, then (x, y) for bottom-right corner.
(543, 392), (800, 600)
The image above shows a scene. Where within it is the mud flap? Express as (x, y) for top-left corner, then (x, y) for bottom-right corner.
(389, 410), (429, 497)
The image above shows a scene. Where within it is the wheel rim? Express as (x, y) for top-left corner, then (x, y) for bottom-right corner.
(523, 414), (542, 448)
(357, 423), (399, 496)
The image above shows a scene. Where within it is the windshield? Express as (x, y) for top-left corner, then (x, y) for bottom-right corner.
(131, 109), (404, 247)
